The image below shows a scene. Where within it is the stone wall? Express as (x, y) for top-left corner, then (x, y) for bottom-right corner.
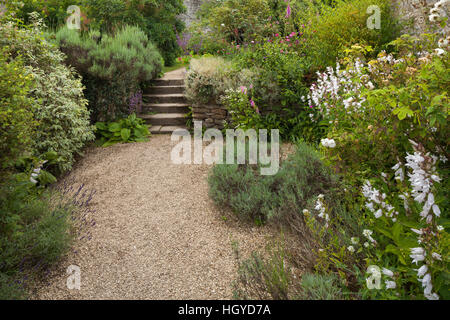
(179, 0), (205, 27)
(191, 105), (229, 130)
(392, 0), (449, 35)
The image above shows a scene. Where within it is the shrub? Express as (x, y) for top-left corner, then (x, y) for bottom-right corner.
(185, 56), (255, 106)
(95, 113), (150, 147)
(232, 240), (292, 300)
(298, 273), (345, 300)
(0, 177), (96, 299)
(301, 0), (400, 69)
(56, 25), (163, 122)
(17, 0), (85, 30)
(302, 30), (449, 299)
(208, 142), (339, 224)
(0, 48), (37, 178)
(0, 15), (95, 174)
(85, 0), (185, 66)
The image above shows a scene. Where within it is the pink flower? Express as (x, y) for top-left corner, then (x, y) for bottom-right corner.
(275, 33), (279, 37)
(250, 99), (255, 107)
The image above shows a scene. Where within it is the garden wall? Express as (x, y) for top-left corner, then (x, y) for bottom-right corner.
(180, 0), (205, 27)
(393, 0), (449, 35)
(191, 104), (229, 130)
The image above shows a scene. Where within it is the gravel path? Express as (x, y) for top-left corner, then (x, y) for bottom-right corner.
(35, 135), (270, 300)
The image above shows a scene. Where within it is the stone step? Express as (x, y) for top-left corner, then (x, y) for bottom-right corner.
(142, 103), (190, 114)
(141, 113), (187, 126)
(152, 79), (184, 87)
(150, 125), (189, 134)
(145, 85), (185, 95)
(143, 94), (187, 104)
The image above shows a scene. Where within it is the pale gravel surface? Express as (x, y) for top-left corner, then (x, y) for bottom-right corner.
(34, 135), (272, 300)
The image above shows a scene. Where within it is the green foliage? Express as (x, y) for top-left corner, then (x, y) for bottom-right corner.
(56, 25), (163, 122)
(0, 48), (37, 178)
(185, 56), (255, 105)
(0, 16), (95, 174)
(208, 142), (338, 224)
(85, 0), (186, 66)
(301, 0), (400, 69)
(304, 34), (449, 299)
(95, 113), (150, 147)
(17, 0), (85, 30)
(298, 273), (345, 300)
(0, 179), (75, 299)
(232, 240), (292, 300)
(15, 0), (186, 66)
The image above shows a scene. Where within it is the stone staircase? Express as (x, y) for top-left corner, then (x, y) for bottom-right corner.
(140, 70), (189, 134)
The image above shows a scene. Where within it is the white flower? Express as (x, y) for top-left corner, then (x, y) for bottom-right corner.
(347, 245), (355, 253)
(429, 14), (440, 22)
(437, 225), (444, 232)
(302, 209), (310, 214)
(438, 38), (449, 48)
(321, 138), (336, 148)
(374, 208), (383, 219)
(385, 280), (396, 289)
(410, 247), (426, 264)
(363, 229), (375, 243)
(425, 292), (440, 300)
(432, 252), (442, 260)
(434, 48), (445, 56)
(351, 237), (359, 245)
(364, 242), (370, 248)
(417, 265), (428, 277)
(382, 268), (394, 277)
(30, 177), (38, 184)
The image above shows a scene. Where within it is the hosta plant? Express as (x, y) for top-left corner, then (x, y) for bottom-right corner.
(95, 113), (150, 147)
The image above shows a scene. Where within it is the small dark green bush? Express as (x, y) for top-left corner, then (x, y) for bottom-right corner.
(56, 25), (163, 122)
(208, 142), (339, 224)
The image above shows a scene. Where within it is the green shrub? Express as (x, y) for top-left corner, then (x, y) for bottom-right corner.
(185, 56), (255, 106)
(298, 273), (345, 300)
(0, 48), (37, 178)
(17, 0), (85, 30)
(304, 33), (449, 299)
(0, 179), (74, 299)
(56, 25), (163, 122)
(95, 113), (150, 147)
(0, 15), (95, 174)
(301, 0), (400, 69)
(85, 0), (185, 66)
(208, 142), (339, 224)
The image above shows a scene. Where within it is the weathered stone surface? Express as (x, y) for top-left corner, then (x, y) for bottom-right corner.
(393, 0), (449, 35)
(179, 0), (205, 27)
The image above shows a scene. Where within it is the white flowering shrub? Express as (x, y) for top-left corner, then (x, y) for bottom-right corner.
(301, 24), (449, 299)
(358, 141), (448, 299)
